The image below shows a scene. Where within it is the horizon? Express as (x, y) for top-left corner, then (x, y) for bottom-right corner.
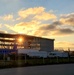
(0, 0), (74, 50)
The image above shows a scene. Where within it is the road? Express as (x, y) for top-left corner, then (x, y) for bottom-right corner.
(0, 64), (74, 75)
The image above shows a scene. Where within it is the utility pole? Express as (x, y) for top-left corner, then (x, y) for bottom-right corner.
(68, 48), (70, 62)
(25, 54), (26, 63)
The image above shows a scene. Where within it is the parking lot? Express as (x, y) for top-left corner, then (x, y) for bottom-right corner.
(0, 64), (74, 75)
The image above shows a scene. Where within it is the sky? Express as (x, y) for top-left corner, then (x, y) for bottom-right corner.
(0, 0), (74, 51)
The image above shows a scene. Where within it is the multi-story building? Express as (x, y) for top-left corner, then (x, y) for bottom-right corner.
(0, 33), (54, 52)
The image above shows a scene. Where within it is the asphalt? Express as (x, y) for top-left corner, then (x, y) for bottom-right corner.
(0, 64), (74, 75)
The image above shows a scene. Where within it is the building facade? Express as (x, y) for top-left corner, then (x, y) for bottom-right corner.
(0, 33), (54, 52)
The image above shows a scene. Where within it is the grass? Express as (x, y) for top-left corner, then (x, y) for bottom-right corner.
(0, 57), (74, 69)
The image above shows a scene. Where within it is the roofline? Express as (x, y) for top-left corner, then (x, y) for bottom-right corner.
(0, 33), (54, 41)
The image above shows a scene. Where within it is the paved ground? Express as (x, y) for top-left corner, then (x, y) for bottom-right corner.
(0, 64), (74, 75)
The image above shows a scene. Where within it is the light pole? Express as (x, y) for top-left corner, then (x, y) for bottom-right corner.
(25, 54), (26, 63)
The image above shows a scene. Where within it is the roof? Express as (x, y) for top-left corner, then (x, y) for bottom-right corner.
(0, 33), (54, 41)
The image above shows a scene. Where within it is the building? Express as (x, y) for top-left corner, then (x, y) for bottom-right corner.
(48, 51), (68, 57)
(0, 33), (54, 52)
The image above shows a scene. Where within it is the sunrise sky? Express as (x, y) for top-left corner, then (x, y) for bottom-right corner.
(0, 0), (74, 50)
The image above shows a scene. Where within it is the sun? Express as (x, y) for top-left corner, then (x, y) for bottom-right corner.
(18, 37), (24, 43)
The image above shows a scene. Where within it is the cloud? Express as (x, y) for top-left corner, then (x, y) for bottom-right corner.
(60, 13), (74, 26)
(55, 41), (74, 50)
(51, 21), (63, 25)
(38, 21), (62, 30)
(18, 7), (45, 19)
(0, 14), (13, 21)
(18, 7), (56, 21)
(3, 7), (74, 38)
(0, 30), (7, 33)
(39, 25), (56, 30)
(53, 28), (74, 36)
(5, 20), (74, 37)
(58, 28), (74, 34)
(34, 12), (56, 20)
(0, 24), (2, 28)
(5, 20), (40, 35)
(15, 20), (41, 26)
(33, 22), (74, 37)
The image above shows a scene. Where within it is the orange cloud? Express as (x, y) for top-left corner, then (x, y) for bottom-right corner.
(0, 14), (13, 21)
(60, 13), (74, 26)
(5, 21), (74, 38)
(0, 24), (2, 28)
(4, 20), (40, 35)
(33, 22), (74, 37)
(18, 7), (56, 21)
(34, 12), (56, 20)
(18, 7), (45, 19)
(3, 9), (74, 38)
(55, 41), (74, 50)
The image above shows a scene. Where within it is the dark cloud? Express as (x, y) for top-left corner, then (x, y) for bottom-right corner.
(39, 24), (56, 30)
(61, 13), (74, 18)
(35, 18), (74, 36)
(39, 21), (62, 30)
(59, 28), (74, 34)
(66, 17), (74, 24)
(60, 13), (74, 26)
(36, 23), (74, 37)
(53, 28), (74, 36)
(50, 21), (63, 25)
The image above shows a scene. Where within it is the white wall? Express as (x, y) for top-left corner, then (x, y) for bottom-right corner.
(18, 49), (48, 58)
(18, 49), (68, 58)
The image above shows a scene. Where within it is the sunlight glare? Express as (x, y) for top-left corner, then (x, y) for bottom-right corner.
(18, 37), (23, 43)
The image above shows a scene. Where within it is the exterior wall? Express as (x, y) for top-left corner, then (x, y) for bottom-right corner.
(39, 39), (54, 52)
(23, 37), (40, 50)
(0, 33), (54, 52)
(23, 37), (54, 52)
